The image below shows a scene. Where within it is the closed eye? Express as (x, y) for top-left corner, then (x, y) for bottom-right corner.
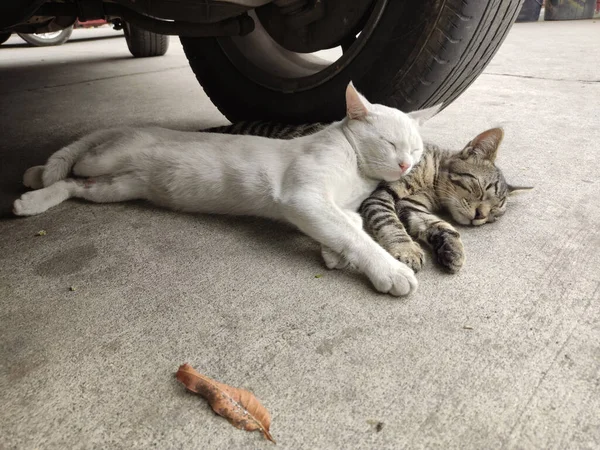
(452, 178), (471, 191)
(385, 140), (397, 150)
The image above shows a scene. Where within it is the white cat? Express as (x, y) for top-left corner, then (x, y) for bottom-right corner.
(14, 83), (439, 296)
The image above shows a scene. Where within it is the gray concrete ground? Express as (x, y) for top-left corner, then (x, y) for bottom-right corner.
(1, 21), (599, 449)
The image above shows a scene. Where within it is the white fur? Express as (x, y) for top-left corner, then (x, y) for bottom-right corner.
(14, 83), (437, 296)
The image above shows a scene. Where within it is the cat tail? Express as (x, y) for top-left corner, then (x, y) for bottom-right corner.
(42, 130), (109, 187)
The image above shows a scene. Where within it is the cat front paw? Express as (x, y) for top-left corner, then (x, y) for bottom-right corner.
(368, 257), (417, 297)
(431, 230), (465, 273)
(387, 241), (425, 272)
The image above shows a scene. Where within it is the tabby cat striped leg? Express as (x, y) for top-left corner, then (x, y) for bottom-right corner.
(396, 196), (465, 273)
(360, 189), (425, 272)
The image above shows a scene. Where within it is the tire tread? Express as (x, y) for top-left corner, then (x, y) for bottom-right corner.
(125, 25), (169, 58)
(395, 0), (522, 109)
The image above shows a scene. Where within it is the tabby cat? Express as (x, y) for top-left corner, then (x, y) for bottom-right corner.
(204, 121), (530, 273)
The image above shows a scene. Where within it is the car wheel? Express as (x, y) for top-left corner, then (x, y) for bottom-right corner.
(17, 27), (73, 47)
(0, 32), (11, 45)
(124, 23), (169, 58)
(181, 0), (522, 123)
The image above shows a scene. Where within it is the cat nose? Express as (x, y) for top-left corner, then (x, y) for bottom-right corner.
(474, 207), (486, 220)
(399, 162), (411, 174)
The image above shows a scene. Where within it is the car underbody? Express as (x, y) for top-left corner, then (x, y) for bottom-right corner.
(1, 0), (371, 52)
(0, 1), (523, 123)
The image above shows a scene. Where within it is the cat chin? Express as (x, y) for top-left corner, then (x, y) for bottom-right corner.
(380, 169), (404, 182)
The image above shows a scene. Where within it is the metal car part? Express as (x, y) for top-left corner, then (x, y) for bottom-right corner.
(1, 0), (370, 51)
(0, 0), (273, 32)
(216, 1), (385, 93)
(3, 2), (257, 36)
(257, 0), (374, 53)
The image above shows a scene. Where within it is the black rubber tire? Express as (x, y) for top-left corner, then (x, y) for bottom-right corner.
(181, 0), (522, 123)
(544, 0), (596, 20)
(17, 27), (73, 47)
(124, 23), (169, 58)
(516, 0), (543, 22)
(0, 33), (11, 45)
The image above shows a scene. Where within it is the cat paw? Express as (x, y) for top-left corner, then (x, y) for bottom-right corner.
(23, 165), (45, 190)
(368, 257), (417, 297)
(13, 191), (46, 216)
(432, 231), (465, 273)
(387, 241), (425, 272)
(321, 246), (350, 270)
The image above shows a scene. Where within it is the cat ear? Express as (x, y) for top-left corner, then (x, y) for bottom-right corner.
(407, 104), (442, 126)
(460, 128), (504, 162)
(346, 81), (370, 120)
(507, 184), (534, 196)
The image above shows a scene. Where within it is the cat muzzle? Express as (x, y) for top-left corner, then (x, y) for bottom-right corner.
(471, 218), (488, 226)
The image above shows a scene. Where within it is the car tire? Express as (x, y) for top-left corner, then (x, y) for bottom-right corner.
(0, 32), (11, 45)
(544, 0), (596, 20)
(181, 0), (521, 123)
(124, 23), (169, 58)
(18, 27), (73, 47)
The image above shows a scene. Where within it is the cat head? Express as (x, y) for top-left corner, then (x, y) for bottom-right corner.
(439, 128), (532, 226)
(344, 82), (440, 182)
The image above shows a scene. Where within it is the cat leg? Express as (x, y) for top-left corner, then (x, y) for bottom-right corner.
(13, 174), (143, 216)
(397, 198), (465, 273)
(321, 246), (350, 269)
(320, 211), (361, 270)
(41, 128), (132, 187)
(282, 194), (417, 296)
(69, 174), (144, 204)
(22, 165), (45, 190)
(360, 189), (424, 272)
(14, 180), (77, 216)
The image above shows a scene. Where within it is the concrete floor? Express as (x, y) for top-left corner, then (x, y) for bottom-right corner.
(0, 21), (599, 449)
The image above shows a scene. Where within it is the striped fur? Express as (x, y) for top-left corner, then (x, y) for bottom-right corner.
(201, 123), (528, 273)
(205, 121), (325, 140)
(360, 143), (467, 273)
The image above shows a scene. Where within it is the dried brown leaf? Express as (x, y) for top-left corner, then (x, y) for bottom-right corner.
(176, 363), (275, 443)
